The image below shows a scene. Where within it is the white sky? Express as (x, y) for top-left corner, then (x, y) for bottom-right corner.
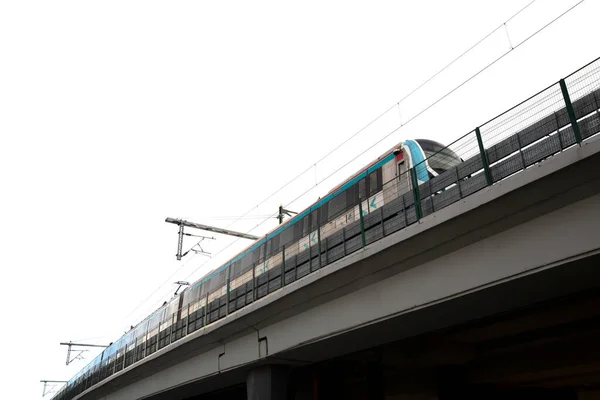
(1, 1), (598, 398)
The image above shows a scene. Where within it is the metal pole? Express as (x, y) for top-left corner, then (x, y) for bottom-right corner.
(559, 79), (582, 145)
(60, 342), (109, 348)
(176, 223), (184, 261)
(475, 127), (493, 185)
(252, 263), (256, 302)
(204, 292), (209, 326)
(309, 228), (313, 271)
(168, 313), (175, 345)
(133, 334), (139, 365)
(294, 247), (298, 281)
(516, 131), (526, 169)
(554, 112), (564, 150)
(281, 245), (286, 287)
(342, 227), (346, 256)
(410, 167), (422, 221)
(111, 346), (117, 375)
(317, 223), (322, 268)
(121, 341), (126, 370)
(454, 166), (463, 199)
(185, 303), (190, 335)
(359, 202), (366, 247)
(166, 218), (260, 240)
(226, 278), (230, 316)
(156, 321), (161, 352)
(143, 323), (149, 359)
(428, 179), (434, 213)
(401, 190), (406, 212)
(97, 350), (105, 384)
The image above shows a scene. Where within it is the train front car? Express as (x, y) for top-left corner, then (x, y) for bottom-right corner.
(400, 139), (462, 185)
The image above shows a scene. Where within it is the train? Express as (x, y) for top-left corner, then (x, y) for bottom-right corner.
(58, 138), (461, 392)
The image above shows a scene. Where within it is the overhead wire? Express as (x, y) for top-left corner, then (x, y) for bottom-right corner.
(132, 0), (584, 323)
(106, 0), (584, 336)
(217, 0), (539, 232)
(393, 0), (536, 107)
(283, 0), (586, 211)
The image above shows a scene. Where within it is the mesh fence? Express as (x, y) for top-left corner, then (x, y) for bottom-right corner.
(481, 82), (570, 182)
(564, 59), (600, 141)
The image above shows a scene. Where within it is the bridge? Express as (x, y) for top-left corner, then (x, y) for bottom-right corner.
(56, 59), (600, 400)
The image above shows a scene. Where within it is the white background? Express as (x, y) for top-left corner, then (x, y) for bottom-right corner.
(0, 1), (598, 398)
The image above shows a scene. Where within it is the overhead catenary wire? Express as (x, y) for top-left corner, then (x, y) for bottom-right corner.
(393, 0), (536, 107)
(217, 0), (539, 233)
(105, 0), (584, 338)
(140, 0), (585, 319)
(284, 0), (586, 211)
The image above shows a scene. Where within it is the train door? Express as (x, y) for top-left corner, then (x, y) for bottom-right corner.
(396, 148), (411, 195)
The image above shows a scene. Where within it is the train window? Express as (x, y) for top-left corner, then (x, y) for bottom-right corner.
(183, 283), (199, 306)
(231, 259), (241, 277)
(208, 271), (225, 293)
(369, 171), (379, 195)
(319, 204), (328, 225)
(266, 235), (280, 256)
(416, 139), (462, 174)
(310, 209), (318, 230)
(328, 191), (346, 219)
(166, 299), (178, 320)
(241, 252), (253, 272)
(346, 184), (356, 208)
(254, 245), (262, 264)
(197, 282), (206, 298)
(265, 238), (272, 256)
(281, 226), (294, 246)
(358, 178), (366, 200)
(426, 148), (462, 174)
(207, 277), (217, 293)
(293, 219), (302, 241)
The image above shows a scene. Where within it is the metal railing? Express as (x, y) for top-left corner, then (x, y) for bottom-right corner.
(52, 56), (600, 400)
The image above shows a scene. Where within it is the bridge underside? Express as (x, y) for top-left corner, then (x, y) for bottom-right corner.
(162, 251), (600, 400)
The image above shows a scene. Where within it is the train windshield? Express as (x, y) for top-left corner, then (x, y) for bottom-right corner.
(415, 139), (462, 175)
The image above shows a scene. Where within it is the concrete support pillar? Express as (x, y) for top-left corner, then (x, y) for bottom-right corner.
(366, 363), (385, 400)
(435, 366), (466, 400)
(246, 365), (289, 400)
